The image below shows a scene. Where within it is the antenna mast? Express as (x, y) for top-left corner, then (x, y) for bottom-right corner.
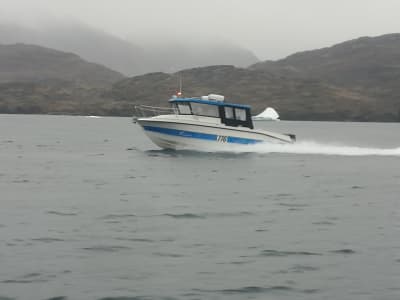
(178, 74), (183, 97)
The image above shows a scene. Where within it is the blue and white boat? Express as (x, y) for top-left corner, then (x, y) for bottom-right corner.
(133, 94), (295, 150)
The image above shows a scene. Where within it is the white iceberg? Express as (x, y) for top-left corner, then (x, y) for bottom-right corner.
(252, 107), (280, 121)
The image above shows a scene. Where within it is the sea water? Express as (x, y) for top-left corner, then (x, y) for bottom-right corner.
(0, 114), (399, 300)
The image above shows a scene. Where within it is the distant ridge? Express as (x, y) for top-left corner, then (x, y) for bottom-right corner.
(0, 22), (259, 76)
(249, 33), (400, 121)
(1, 34), (400, 121)
(0, 43), (124, 115)
(250, 33), (400, 86)
(110, 33), (400, 121)
(0, 43), (124, 87)
(110, 65), (383, 121)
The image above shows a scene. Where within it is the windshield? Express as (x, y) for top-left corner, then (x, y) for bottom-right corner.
(190, 103), (219, 118)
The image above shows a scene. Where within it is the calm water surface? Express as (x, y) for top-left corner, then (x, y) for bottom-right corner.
(0, 114), (399, 300)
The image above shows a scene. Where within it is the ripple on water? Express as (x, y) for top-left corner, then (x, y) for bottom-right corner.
(278, 203), (310, 208)
(11, 179), (30, 183)
(220, 286), (294, 294)
(162, 213), (205, 219)
(211, 211), (254, 217)
(2, 272), (48, 284)
(82, 245), (131, 252)
(47, 211), (78, 216)
(98, 297), (170, 300)
(114, 237), (154, 243)
(36, 144), (52, 148)
(255, 228), (268, 232)
(275, 193), (294, 198)
(260, 250), (323, 257)
(161, 211), (254, 219)
(330, 249), (356, 254)
(220, 260), (254, 265)
(31, 238), (65, 243)
(290, 264), (320, 273)
(351, 185), (365, 189)
(196, 285), (320, 295)
(152, 252), (185, 258)
(312, 221), (336, 225)
(101, 214), (136, 219)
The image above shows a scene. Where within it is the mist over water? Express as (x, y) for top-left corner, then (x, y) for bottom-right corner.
(1, 115), (399, 300)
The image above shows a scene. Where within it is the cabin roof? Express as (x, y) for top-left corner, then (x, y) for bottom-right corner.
(169, 97), (251, 110)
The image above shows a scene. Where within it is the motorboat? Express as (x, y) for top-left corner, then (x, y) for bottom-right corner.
(133, 94), (295, 150)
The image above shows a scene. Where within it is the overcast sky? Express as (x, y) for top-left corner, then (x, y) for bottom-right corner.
(1, 0), (400, 60)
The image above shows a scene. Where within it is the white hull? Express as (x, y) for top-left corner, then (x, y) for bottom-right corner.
(137, 116), (294, 150)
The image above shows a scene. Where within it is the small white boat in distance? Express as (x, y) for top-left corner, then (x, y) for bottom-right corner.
(252, 107), (280, 121)
(133, 94), (295, 150)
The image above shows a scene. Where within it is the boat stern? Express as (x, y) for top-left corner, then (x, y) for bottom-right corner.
(286, 134), (296, 143)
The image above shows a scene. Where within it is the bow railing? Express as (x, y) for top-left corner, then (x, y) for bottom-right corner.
(133, 105), (175, 122)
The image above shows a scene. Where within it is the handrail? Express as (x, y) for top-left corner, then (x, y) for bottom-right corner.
(133, 104), (175, 122)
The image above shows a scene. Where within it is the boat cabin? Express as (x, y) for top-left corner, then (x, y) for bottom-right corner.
(169, 95), (254, 129)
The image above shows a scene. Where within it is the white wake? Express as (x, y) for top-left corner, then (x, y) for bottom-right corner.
(229, 141), (400, 156)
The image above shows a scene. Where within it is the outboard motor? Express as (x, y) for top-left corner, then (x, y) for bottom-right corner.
(286, 134), (296, 142)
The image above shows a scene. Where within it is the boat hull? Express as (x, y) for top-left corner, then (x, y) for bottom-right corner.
(137, 118), (293, 150)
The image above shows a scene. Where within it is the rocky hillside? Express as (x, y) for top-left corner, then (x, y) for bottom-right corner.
(108, 34), (400, 121)
(0, 44), (124, 87)
(111, 65), (389, 121)
(0, 80), (129, 116)
(0, 43), (125, 115)
(1, 34), (400, 121)
(250, 34), (400, 118)
(251, 33), (400, 86)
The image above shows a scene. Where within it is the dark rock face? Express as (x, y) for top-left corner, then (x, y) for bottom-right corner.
(249, 34), (400, 121)
(108, 65), (387, 121)
(251, 33), (400, 86)
(0, 44), (124, 87)
(0, 43), (126, 116)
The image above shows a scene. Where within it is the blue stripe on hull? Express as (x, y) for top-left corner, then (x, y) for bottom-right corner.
(143, 125), (261, 145)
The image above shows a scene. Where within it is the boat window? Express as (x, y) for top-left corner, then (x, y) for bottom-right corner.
(177, 103), (192, 115)
(224, 107), (234, 119)
(235, 108), (247, 121)
(172, 103), (179, 114)
(191, 103), (219, 117)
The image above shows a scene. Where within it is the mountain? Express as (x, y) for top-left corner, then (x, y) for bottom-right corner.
(111, 33), (400, 121)
(251, 33), (400, 84)
(0, 22), (259, 76)
(1, 34), (400, 121)
(110, 65), (385, 121)
(0, 43), (124, 87)
(0, 43), (125, 115)
(0, 23), (148, 76)
(250, 34), (400, 117)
